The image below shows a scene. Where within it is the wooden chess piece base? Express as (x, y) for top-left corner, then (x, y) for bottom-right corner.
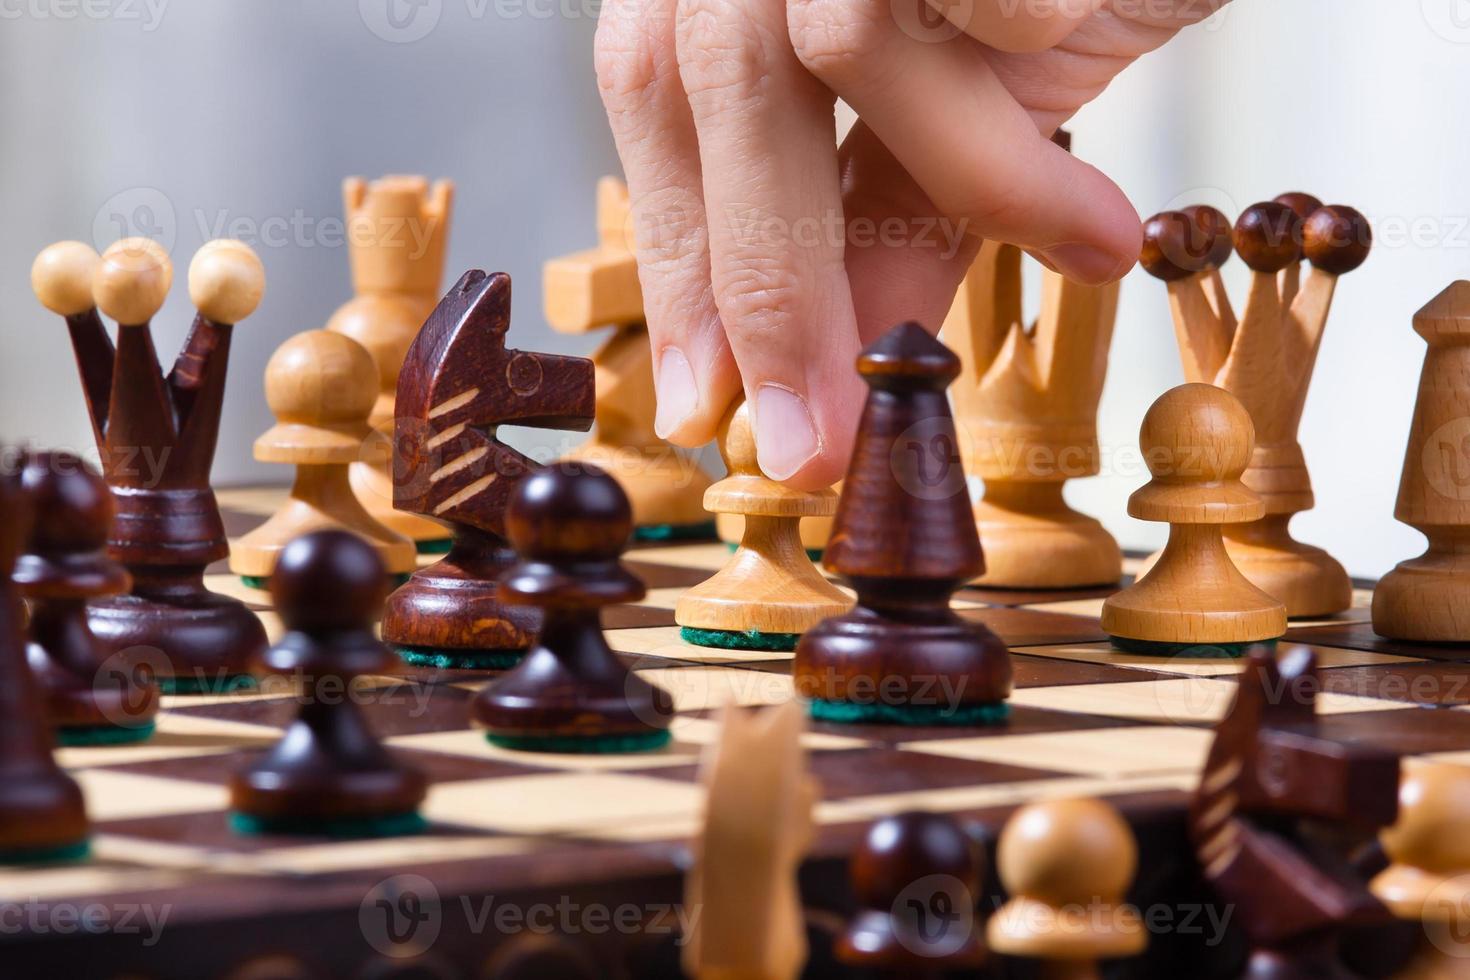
(381, 526), (540, 669)
(795, 607), (1012, 726)
(232, 466), (417, 584)
(1102, 526), (1287, 654)
(971, 483), (1121, 589)
(1222, 516), (1351, 618)
(677, 515), (851, 652)
(91, 566), (267, 694)
(95, 486), (268, 692)
(231, 698), (428, 837)
(565, 441), (714, 541)
(990, 897), (1138, 980)
(27, 643), (159, 746)
(0, 773), (89, 864)
(1138, 515), (1352, 619)
(350, 458), (451, 552)
(473, 612), (675, 752)
(1372, 532), (1470, 641)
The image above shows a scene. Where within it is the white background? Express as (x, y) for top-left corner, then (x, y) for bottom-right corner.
(0, 0), (1461, 579)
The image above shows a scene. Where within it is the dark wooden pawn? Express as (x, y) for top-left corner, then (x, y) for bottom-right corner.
(383, 271), (594, 670)
(0, 458), (90, 862)
(14, 450), (159, 745)
(472, 462), (674, 753)
(230, 530), (427, 836)
(837, 811), (986, 975)
(794, 322), (1012, 725)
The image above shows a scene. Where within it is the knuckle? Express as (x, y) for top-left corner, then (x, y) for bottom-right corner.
(631, 188), (708, 267)
(593, 2), (670, 112)
(787, 0), (885, 83)
(713, 255), (803, 342)
(675, 0), (769, 103)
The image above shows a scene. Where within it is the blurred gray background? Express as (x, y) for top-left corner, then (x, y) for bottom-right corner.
(0, 0), (1461, 578)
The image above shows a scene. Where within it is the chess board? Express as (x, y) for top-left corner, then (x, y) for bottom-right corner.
(2, 485), (1466, 979)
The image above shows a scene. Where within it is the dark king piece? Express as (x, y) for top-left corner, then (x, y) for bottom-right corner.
(31, 238), (269, 693)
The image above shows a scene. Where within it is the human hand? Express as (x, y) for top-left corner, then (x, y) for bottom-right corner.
(595, 0), (1229, 489)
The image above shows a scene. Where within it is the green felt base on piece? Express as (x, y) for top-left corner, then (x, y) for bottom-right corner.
(394, 647), (523, 671)
(416, 538), (454, 555)
(634, 521), (717, 543)
(159, 675), (257, 696)
(808, 699), (1011, 727)
(0, 839), (91, 866)
(245, 573), (412, 590)
(679, 626), (799, 652)
(484, 729), (672, 755)
(229, 811), (427, 839)
(721, 541), (822, 562)
(1108, 636), (1280, 658)
(56, 722), (157, 747)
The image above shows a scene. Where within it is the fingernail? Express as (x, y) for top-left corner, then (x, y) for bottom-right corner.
(654, 348), (698, 439)
(1044, 243), (1132, 285)
(754, 383), (820, 481)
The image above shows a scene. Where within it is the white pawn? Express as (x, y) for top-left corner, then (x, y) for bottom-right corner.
(1372, 763), (1470, 978)
(675, 400), (850, 652)
(1101, 384), (1286, 654)
(231, 330), (416, 585)
(988, 798), (1147, 979)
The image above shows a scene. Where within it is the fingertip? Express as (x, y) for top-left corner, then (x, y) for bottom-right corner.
(1038, 217), (1140, 285)
(750, 370), (863, 491)
(1042, 240), (1137, 286)
(774, 451), (850, 494)
(950, 0), (1092, 53)
(653, 343), (741, 449)
(1034, 152), (1141, 285)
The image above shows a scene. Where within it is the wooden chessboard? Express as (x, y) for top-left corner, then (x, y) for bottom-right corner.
(2, 485), (1466, 979)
